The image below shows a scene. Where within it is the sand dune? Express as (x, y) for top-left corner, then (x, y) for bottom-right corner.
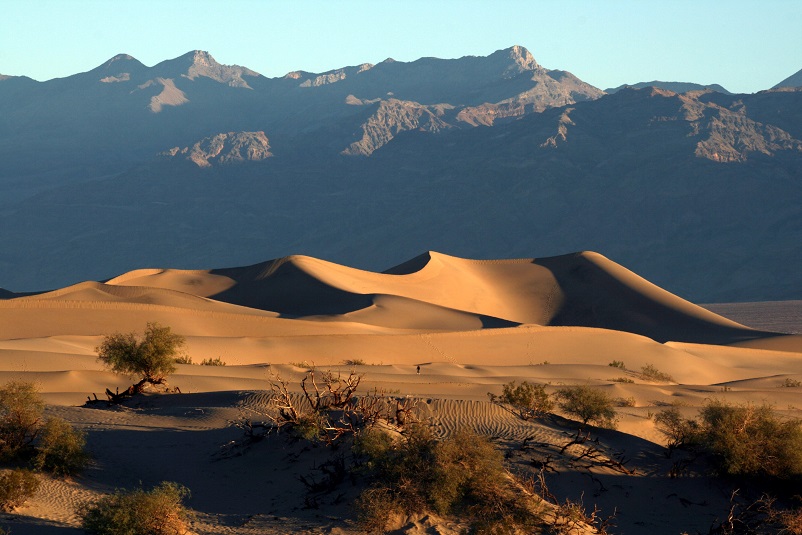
(2, 250), (802, 534)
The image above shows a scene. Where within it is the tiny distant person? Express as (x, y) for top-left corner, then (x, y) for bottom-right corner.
(416, 365), (420, 374)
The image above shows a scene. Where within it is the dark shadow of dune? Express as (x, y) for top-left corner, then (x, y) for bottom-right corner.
(209, 257), (373, 317)
(0, 517), (83, 534)
(533, 252), (784, 344)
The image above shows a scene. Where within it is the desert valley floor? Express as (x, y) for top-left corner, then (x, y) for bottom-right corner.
(1, 251), (801, 534)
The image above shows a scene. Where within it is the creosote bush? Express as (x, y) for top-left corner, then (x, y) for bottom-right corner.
(0, 469), (39, 511)
(0, 468), (40, 512)
(96, 322), (185, 390)
(639, 363), (674, 383)
(700, 400), (802, 478)
(0, 381), (88, 476)
(200, 357), (226, 366)
(0, 381), (45, 460)
(488, 380), (554, 420)
(80, 481), (193, 535)
(33, 417), (89, 477)
(555, 385), (617, 428)
(354, 425), (544, 533)
(655, 399), (802, 479)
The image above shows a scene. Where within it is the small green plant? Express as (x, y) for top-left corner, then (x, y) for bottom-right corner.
(33, 417), (89, 477)
(488, 381), (554, 420)
(0, 469), (40, 512)
(200, 357), (226, 366)
(554, 385), (617, 428)
(640, 363), (674, 383)
(609, 377), (634, 384)
(608, 360), (626, 369)
(79, 481), (193, 535)
(0, 381), (45, 461)
(781, 378), (802, 388)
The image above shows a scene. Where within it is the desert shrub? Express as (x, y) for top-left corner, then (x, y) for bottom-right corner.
(0, 468), (39, 512)
(96, 323), (185, 389)
(615, 396), (636, 407)
(609, 377), (634, 383)
(654, 406), (700, 453)
(32, 417), (89, 477)
(200, 357), (226, 366)
(782, 378), (802, 388)
(355, 425), (543, 533)
(80, 481), (192, 535)
(173, 355), (193, 365)
(555, 385), (617, 428)
(343, 358), (367, 366)
(488, 380), (554, 420)
(698, 400), (802, 478)
(608, 360), (626, 369)
(0, 381), (45, 460)
(640, 363), (674, 383)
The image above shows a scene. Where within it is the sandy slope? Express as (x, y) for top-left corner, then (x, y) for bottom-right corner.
(1, 251), (801, 534)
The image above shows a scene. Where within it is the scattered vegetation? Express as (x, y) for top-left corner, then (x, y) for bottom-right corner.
(79, 481), (193, 535)
(0, 468), (40, 512)
(234, 366), (420, 447)
(555, 385), (618, 428)
(488, 381), (554, 420)
(781, 378), (802, 388)
(32, 417), (89, 477)
(96, 322), (185, 392)
(0, 381), (45, 461)
(200, 357), (226, 366)
(639, 363), (674, 383)
(343, 358), (367, 366)
(355, 425), (546, 534)
(608, 360), (626, 369)
(173, 355), (193, 365)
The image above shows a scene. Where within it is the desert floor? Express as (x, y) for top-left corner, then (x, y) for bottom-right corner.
(2, 252), (801, 534)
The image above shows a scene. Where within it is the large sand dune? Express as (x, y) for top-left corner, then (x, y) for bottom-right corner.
(2, 251), (801, 534)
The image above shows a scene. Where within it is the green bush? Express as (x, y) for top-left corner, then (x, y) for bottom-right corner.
(33, 417), (89, 477)
(640, 363), (674, 383)
(0, 381), (45, 460)
(96, 322), (185, 389)
(80, 481), (193, 535)
(355, 425), (543, 533)
(654, 406), (700, 453)
(0, 468), (39, 512)
(555, 385), (617, 428)
(489, 381), (554, 420)
(698, 400), (802, 478)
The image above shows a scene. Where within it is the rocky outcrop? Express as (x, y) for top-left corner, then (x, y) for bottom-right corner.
(773, 67), (802, 89)
(181, 50), (260, 88)
(162, 131), (272, 167)
(342, 99), (454, 156)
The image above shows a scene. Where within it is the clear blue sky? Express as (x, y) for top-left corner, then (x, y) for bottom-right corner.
(2, 0), (800, 93)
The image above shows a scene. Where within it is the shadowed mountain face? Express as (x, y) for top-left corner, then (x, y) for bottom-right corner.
(1, 48), (801, 303)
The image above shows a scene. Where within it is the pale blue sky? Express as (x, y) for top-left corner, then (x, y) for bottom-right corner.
(2, 0), (800, 93)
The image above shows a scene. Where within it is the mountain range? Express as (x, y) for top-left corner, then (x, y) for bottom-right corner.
(1, 46), (801, 302)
